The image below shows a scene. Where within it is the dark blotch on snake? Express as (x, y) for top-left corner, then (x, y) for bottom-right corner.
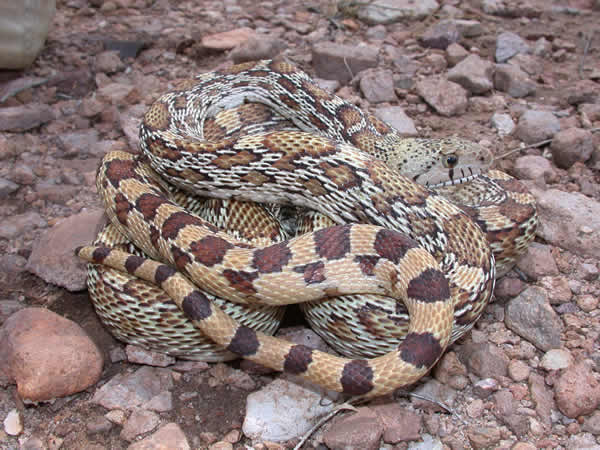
(227, 326), (260, 356)
(292, 261), (326, 284)
(222, 269), (259, 295)
(91, 246), (111, 263)
(124, 255), (145, 274)
(253, 242), (293, 273)
(284, 345), (314, 374)
(400, 332), (443, 369)
(182, 291), (212, 321)
(373, 229), (417, 264)
(406, 268), (450, 304)
(154, 264), (176, 285)
(314, 225), (352, 260)
(189, 235), (234, 267)
(340, 360), (374, 396)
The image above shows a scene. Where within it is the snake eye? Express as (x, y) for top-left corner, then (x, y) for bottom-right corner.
(444, 155), (458, 168)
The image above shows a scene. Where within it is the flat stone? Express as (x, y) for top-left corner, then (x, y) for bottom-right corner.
(555, 363), (600, 418)
(128, 423), (190, 450)
(540, 349), (573, 370)
(415, 77), (468, 117)
(514, 110), (560, 144)
(494, 64), (536, 98)
(230, 35), (286, 64)
(496, 31), (530, 63)
(126, 345), (176, 367)
(357, 0), (439, 24)
(512, 155), (553, 180)
(120, 409), (160, 441)
(445, 43), (469, 66)
(323, 407), (384, 450)
(91, 366), (173, 411)
(420, 20), (461, 50)
(550, 127), (594, 169)
(505, 287), (562, 351)
(0, 308), (103, 402)
(359, 69), (397, 103)
(372, 404), (422, 443)
(565, 79), (599, 105)
(26, 209), (105, 291)
(373, 106), (418, 136)
(529, 187), (600, 259)
(242, 378), (337, 442)
(490, 112), (515, 136)
(457, 342), (509, 380)
(3, 409), (23, 436)
(516, 242), (559, 280)
(312, 42), (378, 84)
(0, 104), (54, 132)
(447, 54), (494, 94)
(201, 27), (256, 50)
(528, 372), (554, 425)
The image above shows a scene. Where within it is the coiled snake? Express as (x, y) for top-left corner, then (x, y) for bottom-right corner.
(77, 60), (537, 398)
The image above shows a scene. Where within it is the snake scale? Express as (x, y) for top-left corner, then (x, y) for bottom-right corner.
(77, 59), (537, 398)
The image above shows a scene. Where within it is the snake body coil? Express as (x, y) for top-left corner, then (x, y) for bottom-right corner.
(78, 60), (537, 398)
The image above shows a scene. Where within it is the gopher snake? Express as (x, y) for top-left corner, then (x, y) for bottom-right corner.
(78, 60), (537, 398)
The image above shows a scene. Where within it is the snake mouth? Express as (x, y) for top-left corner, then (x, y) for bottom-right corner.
(425, 166), (480, 189)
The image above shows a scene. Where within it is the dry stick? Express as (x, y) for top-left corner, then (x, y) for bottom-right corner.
(579, 31), (595, 79)
(493, 127), (600, 162)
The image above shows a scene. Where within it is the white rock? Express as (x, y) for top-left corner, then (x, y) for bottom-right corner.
(242, 378), (338, 442)
(540, 349), (573, 371)
(4, 409), (23, 436)
(491, 112), (515, 136)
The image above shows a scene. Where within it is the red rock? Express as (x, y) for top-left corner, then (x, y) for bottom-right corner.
(323, 407), (384, 450)
(555, 362), (600, 418)
(0, 308), (103, 402)
(201, 27), (256, 51)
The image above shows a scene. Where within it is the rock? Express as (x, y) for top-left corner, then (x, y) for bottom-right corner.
(96, 82), (140, 106)
(55, 130), (101, 158)
(490, 112), (515, 136)
(447, 54), (494, 94)
(408, 434), (443, 449)
(373, 106), (417, 136)
(512, 155), (553, 180)
(445, 43), (469, 66)
(322, 407), (384, 450)
(242, 378), (336, 441)
(372, 404), (422, 443)
(482, 0), (541, 17)
(120, 409), (160, 441)
(540, 349), (573, 371)
(539, 276), (572, 304)
(583, 411), (600, 435)
(529, 187), (600, 259)
(515, 242), (559, 280)
(0, 104), (54, 132)
(433, 351), (468, 389)
(565, 79), (599, 105)
(143, 391), (173, 413)
(454, 19), (484, 38)
(579, 103), (600, 122)
(90, 366), (173, 410)
(3, 409), (23, 436)
(128, 423), (190, 450)
(472, 378), (499, 398)
(26, 209), (105, 291)
(494, 64), (536, 98)
(0, 308), (103, 402)
(577, 294), (599, 312)
(357, 0), (439, 24)
(528, 373), (554, 425)
(359, 69), (397, 103)
(94, 50), (125, 74)
(550, 128), (594, 169)
(230, 35), (286, 64)
(420, 20), (461, 50)
(555, 362), (600, 418)
(514, 110), (560, 144)
(505, 287), (562, 351)
(312, 42), (378, 84)
(467, 426), (501, 449)
(457, 342), (509, 380)
(125, 345), (176, 367)
(0, 178), (19, 198)
(496, 31), (530, 63)
(415, 78), (468, 117)
(201, 27), (256, 51)
(0, 211), (47, 240)
(411, 379), (458, 412)
(507, 360), (530, 382)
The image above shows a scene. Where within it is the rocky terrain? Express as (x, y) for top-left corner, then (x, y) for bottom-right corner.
(1, 0), (600, 448)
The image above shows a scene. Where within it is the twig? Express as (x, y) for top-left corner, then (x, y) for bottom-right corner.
(395, 390), (467, 425)
(579, 31), (595, 79)
(293, 402), (358, 450)
(494, 127), (600, 162)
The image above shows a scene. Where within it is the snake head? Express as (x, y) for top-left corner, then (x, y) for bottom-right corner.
(400, 138), (493, 189)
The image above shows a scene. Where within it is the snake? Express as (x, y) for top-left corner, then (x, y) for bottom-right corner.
(77, 59), (537, 398)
